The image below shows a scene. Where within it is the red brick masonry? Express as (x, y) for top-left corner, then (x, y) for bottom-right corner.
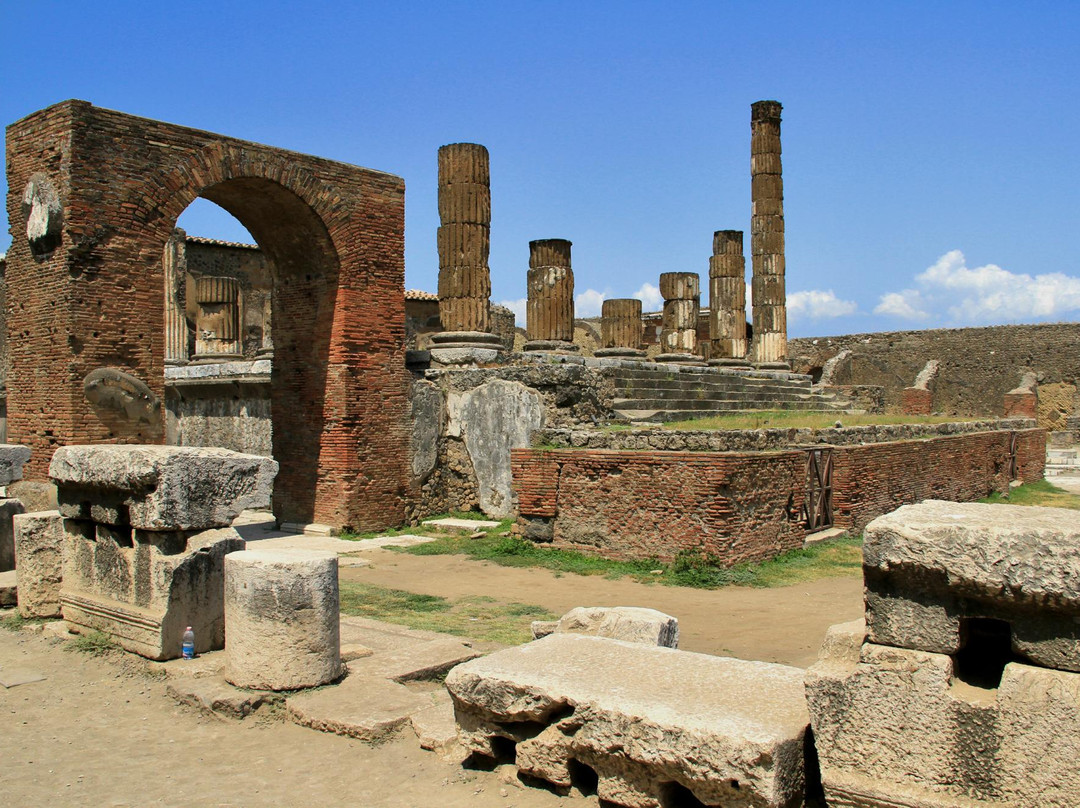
(512, 429), (1045, 564)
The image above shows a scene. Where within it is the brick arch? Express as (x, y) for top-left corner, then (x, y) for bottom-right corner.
(5, 100), (409, 531)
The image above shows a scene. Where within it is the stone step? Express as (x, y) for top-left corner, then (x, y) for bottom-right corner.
(612, 395), (834, 411)
(1045, 465), (1080, 477)
(611, 373), (814, 391)
(607, 366), (813, 384)
(615, 404), (847, 423)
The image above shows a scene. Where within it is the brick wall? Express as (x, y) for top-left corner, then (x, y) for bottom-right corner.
(5, 100), (409, 531)
(512, 428), (1045, 564)
(512, 448), (807, 564)
(830, 428), (1045, 532)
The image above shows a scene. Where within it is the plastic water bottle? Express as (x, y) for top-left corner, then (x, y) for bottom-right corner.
(182, 626), (195, 659)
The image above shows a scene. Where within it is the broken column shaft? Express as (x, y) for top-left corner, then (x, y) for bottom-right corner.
(163, 230), (189, 366)
(656, 272), (703, 364)
(750, 100), (789, 369)
(708, 230), (750, 366)
(596, 298), (646, 358)
(431, 143), (502, 360)
(525, 239), (578, 353)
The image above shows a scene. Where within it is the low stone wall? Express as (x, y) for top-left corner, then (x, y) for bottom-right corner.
(536, 417), (1035, 452)
(512, 427), (1045, 564)
(164, 361), (272, 457)
(512, 448), (806, 564)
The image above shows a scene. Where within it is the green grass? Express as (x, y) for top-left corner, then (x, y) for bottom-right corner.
(657, 410), (984, 432)
(981, 479), (1080, 510)
(399, 531), (864, 590)
(67, 630), (118, 657)
(338, 581), (555, 645)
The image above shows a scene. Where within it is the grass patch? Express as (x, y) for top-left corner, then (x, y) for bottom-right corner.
(67, 630), (118, 657)
(655, 411), (983, 432)
(338, 581), (555, 645)
(981, 479), (1080, 510)
(399, 531), (864, 590)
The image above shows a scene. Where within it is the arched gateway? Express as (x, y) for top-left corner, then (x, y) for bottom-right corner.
(5, 100), (409, 531)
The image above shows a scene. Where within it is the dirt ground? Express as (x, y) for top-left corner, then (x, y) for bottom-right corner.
(0, 553), (863, 807)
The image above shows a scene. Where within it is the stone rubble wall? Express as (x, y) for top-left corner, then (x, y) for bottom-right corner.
(789, 323), (1080, 428)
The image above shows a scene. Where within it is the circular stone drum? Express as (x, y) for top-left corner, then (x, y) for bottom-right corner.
(224, 549), (343, 691)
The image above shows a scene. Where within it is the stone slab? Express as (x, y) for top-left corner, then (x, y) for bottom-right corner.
(806, 623), (1080, 807)
(410, 695), (460, 755)
(863, 500), (1080, 671)
(286, 675), (429, 743)
(0, 569), (16, 607)
(49, 445), (278, 531)
(166, 673), (280, 719)
(446, 633), (812, 808)
(530, 606), (679, 647)
(0, 668), (47, 688)
(13, 510), (63, 618)
(347, 636), (481, 683)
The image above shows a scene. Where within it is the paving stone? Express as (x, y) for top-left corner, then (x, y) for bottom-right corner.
(166, 674), (280, 719)
(286, 675), (429, 743)
(410, 695), (460, 755)
(347, 636), (481, 683)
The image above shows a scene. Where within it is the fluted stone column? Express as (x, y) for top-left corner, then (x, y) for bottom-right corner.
(430, 142), (502, 362)
(525, 239), (578, 353)
(193, 276), (242, 361)
(655, 272), (704, 364)
(596, 298), (646, 358)
(708, 230), (750, 367)
(750, 100), (789, 370)
(163, 229), (189, 366)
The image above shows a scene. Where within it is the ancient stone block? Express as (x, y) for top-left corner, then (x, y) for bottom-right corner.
(224, 549), (343, 691)
(0, 444), (32, 486)
(806, 622), (1080, 807)
(13, 510), (63, 618)
(447, 633), (813, 808)
(49, 445), (278, 531)
(531, 606), (679, 647)
(449, 380), (543, 518)
(864, 500), (1080, 671)
(61, 525), (244, 660)
(0, 498), (26, 572)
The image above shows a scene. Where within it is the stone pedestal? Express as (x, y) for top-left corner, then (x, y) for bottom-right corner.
(707, 230), (751, 367)
(655, 272), (704, 364)
(13, 510), (63, 618)
(595, 298), (646, 358)
(224, 549), (343, 691)
(435, 143), (499, 359)
(49, 445), (277, 660)
(750, 100), (789, 370)
(525, 239), (578, 354)
(193, 276), (242, 361)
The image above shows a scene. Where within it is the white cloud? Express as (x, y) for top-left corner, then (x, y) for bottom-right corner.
(874, 289), (930, 320)
(876, 249), (1080, 325)
(632, 282), (664, 311)
(787, 289), (857, 321)
(575, 288), (607, 318)
(496, 298), (527, 327)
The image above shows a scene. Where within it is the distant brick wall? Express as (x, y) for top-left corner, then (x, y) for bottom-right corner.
(830, 428), (1045, 532)
(5, 100), (409, 531)
(512, 428), (1045, 563)
(512, 448), (806, 564)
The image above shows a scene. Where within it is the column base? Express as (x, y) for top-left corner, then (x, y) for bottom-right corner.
(524, 340), (579, 353)
(754, 361), (792, 371)
(708, 357), (752, 368)
(594, 348), (647, 358)
(428, 331), (504, 365)
(654, 353), (707, 365)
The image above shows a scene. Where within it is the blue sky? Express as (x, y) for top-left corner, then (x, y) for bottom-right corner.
(3, 1), (1078, 337)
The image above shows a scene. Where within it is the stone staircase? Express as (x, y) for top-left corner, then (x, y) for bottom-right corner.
(1046, 448), (1080, 478)
(604, 364), (855, 424)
